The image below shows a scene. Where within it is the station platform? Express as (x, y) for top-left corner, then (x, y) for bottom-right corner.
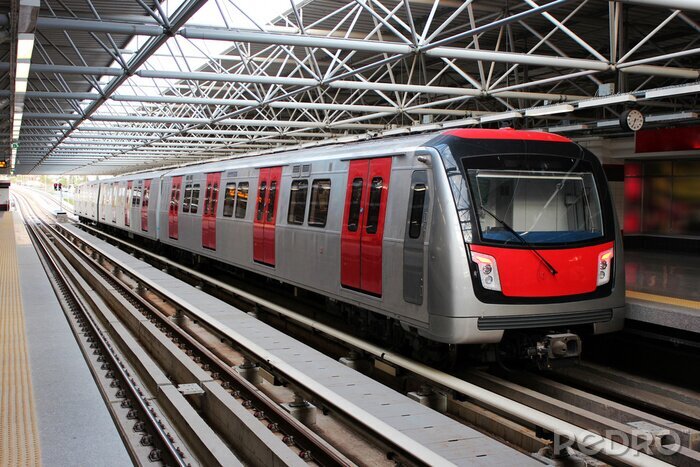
(0, 211), (130, 466)
(625, 250), (700, 334)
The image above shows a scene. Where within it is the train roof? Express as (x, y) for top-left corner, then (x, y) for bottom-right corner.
(98, 128), (576, 183)
(165, 132), (439, 177)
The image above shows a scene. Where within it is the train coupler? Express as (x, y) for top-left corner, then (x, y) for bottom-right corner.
(526, 333), (581, 369)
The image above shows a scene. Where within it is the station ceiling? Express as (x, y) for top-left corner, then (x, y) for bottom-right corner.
(1, 0), (699, 176)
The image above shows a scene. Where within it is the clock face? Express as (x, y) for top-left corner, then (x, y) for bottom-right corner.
(624, 109), (644, 131)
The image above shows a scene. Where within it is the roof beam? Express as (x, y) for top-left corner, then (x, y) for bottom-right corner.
(29, 0), (210, 173)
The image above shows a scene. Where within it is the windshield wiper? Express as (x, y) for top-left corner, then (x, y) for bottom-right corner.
(479, 205), (558, 276)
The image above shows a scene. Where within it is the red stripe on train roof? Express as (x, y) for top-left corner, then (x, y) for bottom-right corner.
(443, 128), (572, 143)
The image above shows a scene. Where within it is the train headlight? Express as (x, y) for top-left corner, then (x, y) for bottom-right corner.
(597, 248), (614, 286)
(471, 251), (501, 291)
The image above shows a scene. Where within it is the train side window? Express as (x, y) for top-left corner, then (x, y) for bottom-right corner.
(235, 182), (249, 219)
(256, 181), (267, 221)
(408, 184), (427, 239)
(190, 184), (200, 214)
(347, 178), (363, 232)
(266, 181), (277, 222)
(223, 183), (236, 217)
(287, 180), (308, 225)
(308, 179), (331, 228)
(183, 184), (192, 213)
(143, 186), (150, 208)
(211, 182), (219, 216)
(366, 177), (383, 234)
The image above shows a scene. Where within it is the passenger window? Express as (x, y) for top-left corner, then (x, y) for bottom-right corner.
(183, 184), (192, 213)
(366, 177), (383, 234)
(347, 178), (363, 232)
(143, 186), (149, 208)
(308, 179), (331, 227)
(266, 181), (277, 222)
(190, 184), (200, 214)
(223, 183), (236, 217)
(235, 182), (248, 219)
(408, 184), (427, 239)
(287, 180), (308, 225)
(256, 182), (267, 221)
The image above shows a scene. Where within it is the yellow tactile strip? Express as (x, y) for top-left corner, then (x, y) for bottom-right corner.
(0, 212), (41, 467)
(627, 290), (700, 311)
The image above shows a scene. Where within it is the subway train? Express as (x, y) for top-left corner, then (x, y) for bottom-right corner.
(76, 128), (625, 363)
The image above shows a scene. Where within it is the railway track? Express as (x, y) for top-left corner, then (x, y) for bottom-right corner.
(14, 190), (454, 466)
(19, 186), (697, 466)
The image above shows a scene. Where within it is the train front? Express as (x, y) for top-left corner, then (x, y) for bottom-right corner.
(425, 129), (625, 365)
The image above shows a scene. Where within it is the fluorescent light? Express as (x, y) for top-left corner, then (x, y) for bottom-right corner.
(596, 119), (619, 128)
(645, 84), (700, 99)
(16, 34), (35, 60)
(525, 104), (574, 117)
(645, 112), (698, 123)
(480, 111), (522, 123)
(441, 118), (479, 129)
(577, 94), (636, 109)
(16, 61), (30, 79)
(548, 124), (590, 133)
(14, 79), (28, 94)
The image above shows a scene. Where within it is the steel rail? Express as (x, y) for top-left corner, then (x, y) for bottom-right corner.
(19, 187), (452, 467)
(12, 193), (188, 467)
(59, 212), (673, 467)
(23, 186), (672, 466)
(15, 190), (349, 467)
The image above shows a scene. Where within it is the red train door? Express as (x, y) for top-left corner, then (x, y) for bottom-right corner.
(169, 176), (182, 240)
(341, 157), (392, 296)
(125, 181), (132, 226)
(202, 172), (221, 250)
(141, 179), (151, 232)
(253, 166), (282, 266)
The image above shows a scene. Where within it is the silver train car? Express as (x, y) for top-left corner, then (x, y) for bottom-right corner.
(76, 129), (625, 359)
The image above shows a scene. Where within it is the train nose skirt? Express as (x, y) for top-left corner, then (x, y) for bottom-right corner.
(477, 309), (613, 330)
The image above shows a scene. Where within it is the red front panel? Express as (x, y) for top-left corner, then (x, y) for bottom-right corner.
(340, 157), (392, 296)
(169, 176), (182, 239)
(263, 167), (282, 265)
(125, 181), (132, 226)
(202, 173), (221, 250)
(253, 168), (270, 264)
(141, 179), (151, 232)
(470, 242), (614, 297)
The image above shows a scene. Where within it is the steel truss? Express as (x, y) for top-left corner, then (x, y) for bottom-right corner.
(2, 0), (699, 175)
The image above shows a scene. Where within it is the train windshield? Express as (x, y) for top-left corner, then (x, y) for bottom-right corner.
(468, 168), (604, 245)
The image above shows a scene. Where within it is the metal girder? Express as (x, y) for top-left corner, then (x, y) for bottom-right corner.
(29, 0), (210, 172)
(8, 0), (699, 175)
(616, 0), (700, 12)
